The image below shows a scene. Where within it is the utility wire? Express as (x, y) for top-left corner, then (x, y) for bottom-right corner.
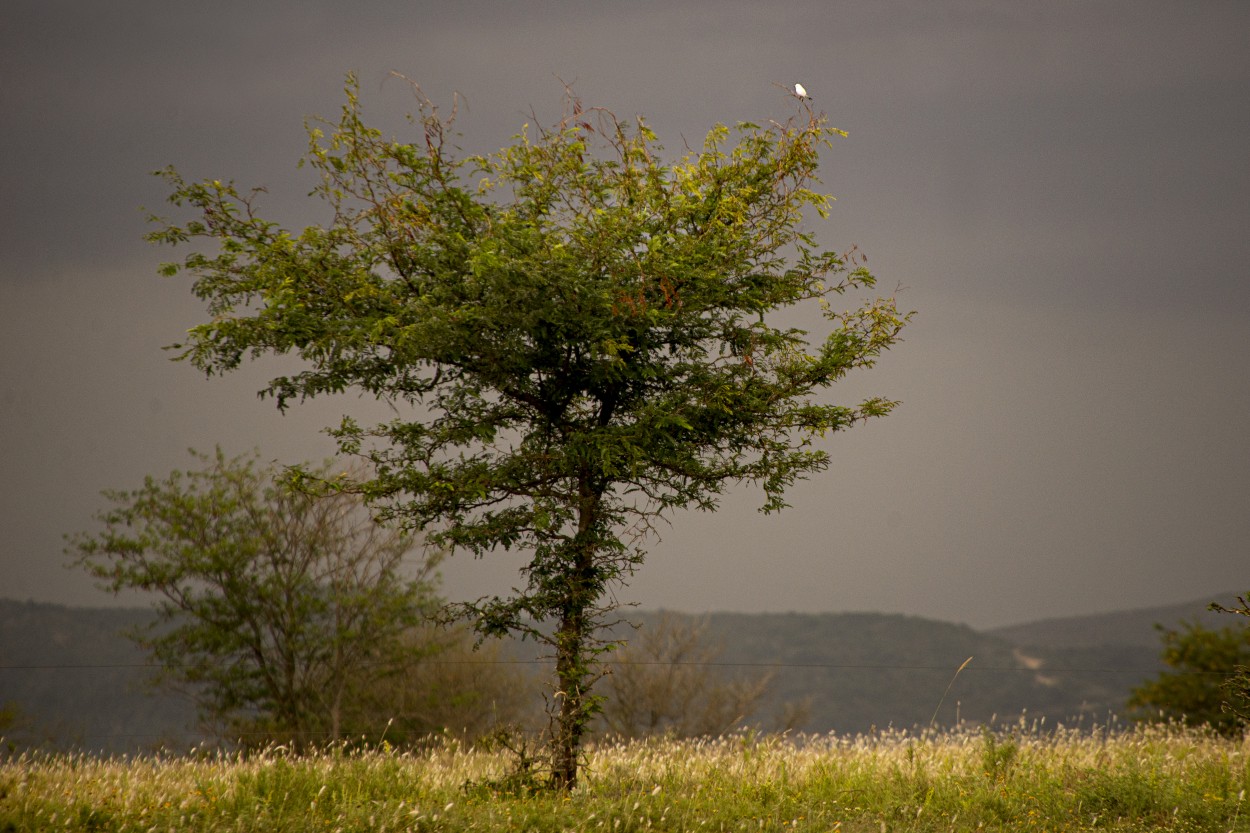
(0, 659), (1230, 675)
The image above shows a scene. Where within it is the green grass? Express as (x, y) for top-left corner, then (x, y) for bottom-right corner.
(2, 723), (1247, 831)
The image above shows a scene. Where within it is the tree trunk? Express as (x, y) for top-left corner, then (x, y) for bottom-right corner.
(330, 683), (342, 742)
(552, 611), (587, 790)
(550, 482), (600, 791)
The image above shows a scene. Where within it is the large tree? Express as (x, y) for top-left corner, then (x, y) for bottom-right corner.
(69, 449), (440, 746)
(149, 78), (909, 786)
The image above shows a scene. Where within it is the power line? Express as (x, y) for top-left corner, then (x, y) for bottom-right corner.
(0, 659), (1227, 675)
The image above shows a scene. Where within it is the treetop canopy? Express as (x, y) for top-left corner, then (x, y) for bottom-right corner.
(150, 79), (906, 543)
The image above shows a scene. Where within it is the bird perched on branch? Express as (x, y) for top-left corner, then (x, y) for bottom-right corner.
(793, 82), (812, 101)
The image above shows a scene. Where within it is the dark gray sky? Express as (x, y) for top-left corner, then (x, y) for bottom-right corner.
(2, 1), (1247, 629)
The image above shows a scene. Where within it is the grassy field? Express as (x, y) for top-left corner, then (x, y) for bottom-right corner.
(2, 723), (1247, 832)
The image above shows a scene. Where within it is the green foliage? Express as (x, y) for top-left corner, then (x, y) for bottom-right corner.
(67, 449), (440, 747)
(348, 626), (538, 747)
(0, 703), (21, 735)
(978, 726), (1018, 782)
(1211, 593), (1250, 725)
(148, 76), (910, 786)
(463, 727), (552, 797)
(0, 702), (28, 756)
(1128, 618), (1250, 736)
(0, 599), (527, 753)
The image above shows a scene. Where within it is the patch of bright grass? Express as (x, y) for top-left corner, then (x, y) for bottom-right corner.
(2, 723), (1247, 831)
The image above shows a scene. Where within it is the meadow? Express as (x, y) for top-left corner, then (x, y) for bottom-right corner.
(2, 722), (1247, 832)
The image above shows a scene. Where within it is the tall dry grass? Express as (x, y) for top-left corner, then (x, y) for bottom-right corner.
(2, 721), (1247, 831)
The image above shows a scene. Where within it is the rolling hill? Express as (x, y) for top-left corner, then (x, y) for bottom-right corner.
(0, 593), (1242, 751)
(986, 592), (1241, 648)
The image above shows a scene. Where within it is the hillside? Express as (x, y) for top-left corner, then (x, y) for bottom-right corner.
(616, 610), (1159, 735)
(0, 599), (196, 752)
(986, 592), (1241, 648)
(2, 595), (1244, 751)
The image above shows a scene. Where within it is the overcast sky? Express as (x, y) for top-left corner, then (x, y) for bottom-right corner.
(2, 0), (1247, 630)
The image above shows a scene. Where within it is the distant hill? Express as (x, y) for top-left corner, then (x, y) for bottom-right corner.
(0, 599), (196, 753)
(2, 595), (1245, 751)
(986, 593), (1242, 648)
(613, 610), (1163, 735)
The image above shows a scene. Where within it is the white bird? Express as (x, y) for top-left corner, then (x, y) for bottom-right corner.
(793, 83), (811, 100)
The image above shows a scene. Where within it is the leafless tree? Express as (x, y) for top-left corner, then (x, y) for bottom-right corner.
(599, 613), (782, 739)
